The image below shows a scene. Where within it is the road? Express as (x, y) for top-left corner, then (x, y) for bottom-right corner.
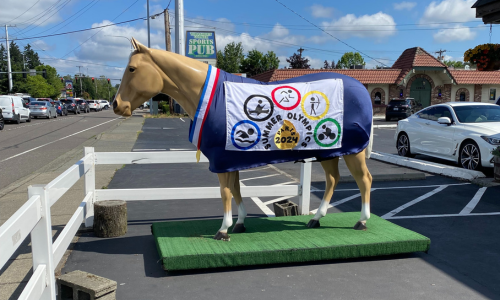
(0, 109), (122, 190)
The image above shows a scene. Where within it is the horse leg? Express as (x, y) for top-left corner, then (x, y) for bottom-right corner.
(343, 150), (373, 230)
(307, 158), (340, 228)
(230, 171), (247, 233)
(215, 171), (237, 241)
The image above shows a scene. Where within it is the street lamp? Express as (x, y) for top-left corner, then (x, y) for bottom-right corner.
(105, 35), (133, 51)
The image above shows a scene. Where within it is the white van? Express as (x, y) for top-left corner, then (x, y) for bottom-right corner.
(0, 95), (31, 124)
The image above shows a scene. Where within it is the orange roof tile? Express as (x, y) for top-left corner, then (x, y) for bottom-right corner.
(449, 70), (500, 84)
(392, 47), (446, 69)
(250, 69), (402, 84)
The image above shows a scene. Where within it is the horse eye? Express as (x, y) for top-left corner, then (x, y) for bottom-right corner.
(129, 67), (135, 73)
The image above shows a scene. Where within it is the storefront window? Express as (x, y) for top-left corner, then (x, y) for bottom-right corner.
(490, 89), (496, 101)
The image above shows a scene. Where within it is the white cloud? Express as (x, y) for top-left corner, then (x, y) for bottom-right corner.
(74, 20), (165, 62)
(393, 2), (417, 10)
(420, 0), (476, 24)
(310, 4), (334, 18)
(305, 56), (324, 69)
(267, 23), (290, 39)
(433, 25), (477, 43)
(0, 0), (62, 26)
(321, 12), (397, 39)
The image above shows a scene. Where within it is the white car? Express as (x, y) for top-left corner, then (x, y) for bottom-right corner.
(99, 100), (110, 109)
(0, 95), (31, 124)
(395, 102), (500, 170)
(87, 100), (102, 111)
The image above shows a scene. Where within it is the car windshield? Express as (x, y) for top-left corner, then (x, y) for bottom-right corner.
(88, 100), (94, 103)
(30, 102), (47, 106)
(453, 105), (500, 123)
(389, 100), (406, 105)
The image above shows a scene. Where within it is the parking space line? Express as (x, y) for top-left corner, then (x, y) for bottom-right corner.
(239, 181), (275, 217)
(132, 149), (167, 151)
(386, 212), (500, 220)
(381, 185), (447, 219)
(272, 181), (297, 186)
(239, 166), (271, 172)
(239, 174), (279, 182)
(262, 196), (293, 205)
(460, 187), (487, 215)
(310, 191), (373, 214)
(313, 183), (469, 193)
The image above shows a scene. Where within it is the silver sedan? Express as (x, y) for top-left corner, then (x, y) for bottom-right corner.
(29, 101), (58, 119)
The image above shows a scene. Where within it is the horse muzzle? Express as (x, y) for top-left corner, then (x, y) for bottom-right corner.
(113, 96), (132, 117)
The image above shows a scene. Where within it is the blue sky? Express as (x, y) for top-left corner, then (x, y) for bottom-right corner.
(1, 0), (498, 84)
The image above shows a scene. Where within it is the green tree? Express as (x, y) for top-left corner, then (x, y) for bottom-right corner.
(23, 44), (42, 69)
(25, 75), (53, 97)
(286, 49), (310, 69)
(35, 64), (62, 98)
(216, 42), (244, 73)
(443, 60), (465, 69)
(336, 52), (365, 69)
(9, 42), (27, 93)
(0, 44), (7, 93)
(323, 60), (331, 69)
(241, 49), (280, 76)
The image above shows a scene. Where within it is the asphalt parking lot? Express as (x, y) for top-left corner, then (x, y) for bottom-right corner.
(62, 118), (500, 300)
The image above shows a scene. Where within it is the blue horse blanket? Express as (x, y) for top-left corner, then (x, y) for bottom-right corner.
(189, 66), (372, 173)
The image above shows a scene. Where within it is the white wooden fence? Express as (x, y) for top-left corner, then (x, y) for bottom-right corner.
(0, 147), (313, 300)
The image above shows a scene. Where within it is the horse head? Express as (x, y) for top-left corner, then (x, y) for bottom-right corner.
(113, 38), (163, 117)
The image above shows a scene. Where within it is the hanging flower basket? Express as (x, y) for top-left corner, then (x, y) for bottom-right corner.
(464, 44), (500, 71)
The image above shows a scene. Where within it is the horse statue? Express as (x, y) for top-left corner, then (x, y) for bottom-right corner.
(113, 38), (373, 241)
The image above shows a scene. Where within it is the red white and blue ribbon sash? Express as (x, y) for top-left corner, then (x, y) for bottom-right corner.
(189, 65), (220, 149)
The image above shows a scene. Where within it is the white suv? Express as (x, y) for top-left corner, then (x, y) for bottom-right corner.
(99, 100), (110, 109)
(87, 100), (102, 112)
(0, 95), (31, 124)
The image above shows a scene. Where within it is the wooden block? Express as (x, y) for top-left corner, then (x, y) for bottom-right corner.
(93, 200), (127, 238)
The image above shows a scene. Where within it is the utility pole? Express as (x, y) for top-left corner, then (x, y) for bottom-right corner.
(175, 0), (185, 55)
(164, 8), (173, 115)
(5, 25), (16, 92)
(164, 8), (171, 52)
(298, 47), (305, 57)
(435, 49), (447, 61)
(77, 66), (83, 97)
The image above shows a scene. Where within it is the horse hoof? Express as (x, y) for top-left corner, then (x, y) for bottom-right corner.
(353, 221), (367, 231)
(232, 223), (246, 233)
(214, 231), (230, 241)
(307, 219), (320, 228)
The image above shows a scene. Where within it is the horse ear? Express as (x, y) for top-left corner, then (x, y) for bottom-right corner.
(131, 37), (146, 53)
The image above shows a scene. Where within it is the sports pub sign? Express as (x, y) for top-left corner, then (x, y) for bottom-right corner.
(225, 79), (344, 151)
(65, 80), (74, 98)
(185, 31), (217, 66)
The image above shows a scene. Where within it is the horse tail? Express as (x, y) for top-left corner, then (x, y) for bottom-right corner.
(365, 118), (373, 159)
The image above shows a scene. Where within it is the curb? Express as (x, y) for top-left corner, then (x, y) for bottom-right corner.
(339, 172), (425, 182)
(373, 124), (397, 129)
(370, 151), (486, 181)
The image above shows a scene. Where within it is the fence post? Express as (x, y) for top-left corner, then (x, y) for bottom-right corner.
(84, 147), (96, 228)
(298, 159), (312, 215)
(28, 185), (56, 300)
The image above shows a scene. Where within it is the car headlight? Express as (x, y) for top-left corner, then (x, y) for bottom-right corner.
(481, 136), (500, 145)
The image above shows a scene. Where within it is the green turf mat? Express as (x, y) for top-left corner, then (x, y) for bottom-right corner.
(152, 212), (430, 270)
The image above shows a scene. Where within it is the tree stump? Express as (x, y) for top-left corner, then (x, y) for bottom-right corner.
(93, 200), (127, 238)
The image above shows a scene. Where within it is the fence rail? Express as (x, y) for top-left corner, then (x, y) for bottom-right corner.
(0, 148), (312, 300)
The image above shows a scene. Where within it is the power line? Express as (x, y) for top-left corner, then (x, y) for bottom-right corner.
(272, 0), (388, 67)
(3, 0), (43, 25)
(1, 17), (146, 42)
(61, 0), (141, 58)
(18, 0), (73, 35)
(15, 0), (67, 33)
(40, 57), (124, 68)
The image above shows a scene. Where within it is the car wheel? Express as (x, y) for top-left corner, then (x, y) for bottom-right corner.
(460, 141), (481, 171)
(26, 114), (31, 122)
(385, 116), (390, 121)
(397, 133), (415, 158)
(47, 112), (51, 119)
(74, 110), (78, 115)
(54, 112), (57, 118)
(0, 121), (4, 130)
(15, 114), (21, 124)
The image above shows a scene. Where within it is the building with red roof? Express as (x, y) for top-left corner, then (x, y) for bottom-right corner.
(252, 47), (500, 113)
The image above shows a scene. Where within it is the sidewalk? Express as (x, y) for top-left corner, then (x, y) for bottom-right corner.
(0, 115), (144, 300)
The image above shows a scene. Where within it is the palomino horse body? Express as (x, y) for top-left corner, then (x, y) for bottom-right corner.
(114, 38), (373, 240)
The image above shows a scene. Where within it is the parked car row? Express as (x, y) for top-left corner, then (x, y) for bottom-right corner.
(0, 95), (111, 130)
